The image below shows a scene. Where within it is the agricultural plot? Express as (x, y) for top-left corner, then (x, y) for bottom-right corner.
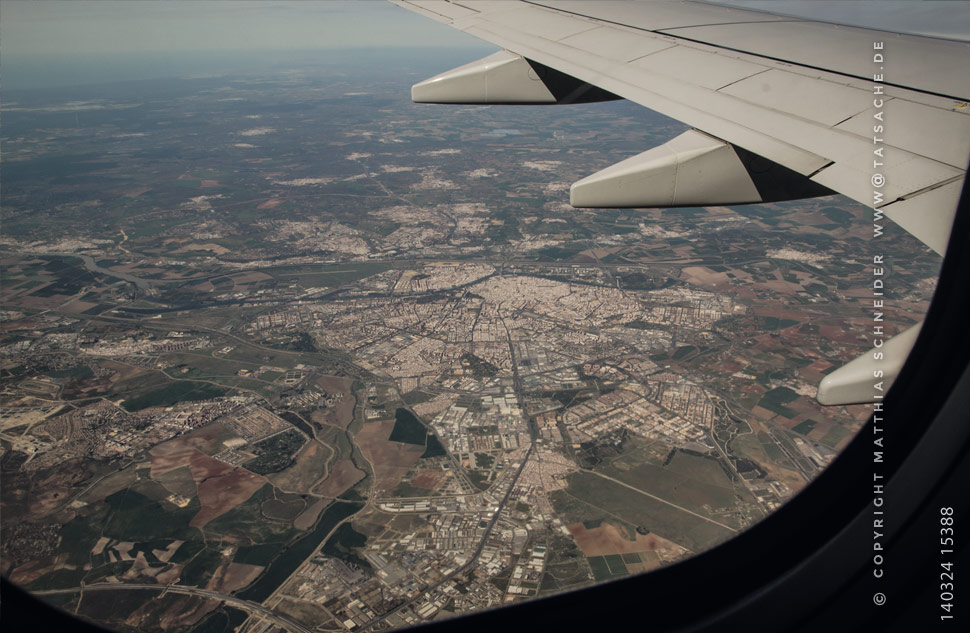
(356, 420), (425, 496)
(313, 459), (366, 498)
(756, 386), (800, 419)
(599, 450), (753, 530)
(203, 484), (299, 544)
(267, 439), (333, 494)
(555, 471), (735, 554)
(122, 381), (228, 412)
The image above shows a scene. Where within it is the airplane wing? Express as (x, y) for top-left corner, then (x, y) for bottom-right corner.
(391, 0), (970, 405)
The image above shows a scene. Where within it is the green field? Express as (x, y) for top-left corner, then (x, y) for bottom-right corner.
(755, 432), (787, 462)
(204, 484), (298, 544)
(664, 450), (737, 487)
(154, 466), (199, 498)
(26, 485), (207, 589)
(597, 459), (744, 528)
(601, 444), (750, 524)
(46, 366), (94, 379)
(730, 432), (771, 467)
(760, 317), (800, 331)
(401, 389), (436, 405)
(164, 353), (259, 378)
(180, 546), (225, 587)
(586, 554), (629, 581)
(820, 424), (853, 448)
(269, 262), (392, 287)
(122, 381), (228, 411)
(555, 471), (736, 553)
(103, 488), (202, 542)
(604, 553), (630, 576)
(234, 542), (285, 567)
(822, 206), (854, 226)
(261, 496), (307, 521)
(757, 386), (800, 418)
(587, 555), (611, 581)
(395, 481), (431, 497)
(223, 345), (317, 369)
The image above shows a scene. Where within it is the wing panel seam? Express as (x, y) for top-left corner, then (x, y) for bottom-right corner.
(714, 68), (771, 92)
(656, 20), (808, 31)
(891, 174), (966, 203)
(520, 0), (970, 102)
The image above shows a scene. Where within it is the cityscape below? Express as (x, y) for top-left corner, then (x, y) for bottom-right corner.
(0, 48), (940, 633)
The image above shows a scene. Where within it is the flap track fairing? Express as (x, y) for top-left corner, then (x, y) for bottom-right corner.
(570, 130), (834, 208)
(411, 50), (621, 105)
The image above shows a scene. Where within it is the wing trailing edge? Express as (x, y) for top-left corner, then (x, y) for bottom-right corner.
(393, 0), (968, 405)
(412, 50), (620, 104)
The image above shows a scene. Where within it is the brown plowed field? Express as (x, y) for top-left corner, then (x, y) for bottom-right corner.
(267, 440), (331, 494)
(313, 376), (356, 429)
(188, 452), (266, 527)
(410, 469), (445, 491)
(294, 498), (331, 531)
(567, 521), (678, 556)
(313, 459), (365, 498)
(356, 420), (423, 496)
(206, 561), (264, 593)
(149, 422), (237, 478)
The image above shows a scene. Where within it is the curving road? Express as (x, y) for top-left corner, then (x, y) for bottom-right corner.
(34, 582), (312, 633)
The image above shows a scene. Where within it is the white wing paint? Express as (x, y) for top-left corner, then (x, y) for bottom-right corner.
(391, 0), (970, 404)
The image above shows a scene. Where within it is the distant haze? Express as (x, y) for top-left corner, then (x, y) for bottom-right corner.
(1, 0), (490, 90)
(714, 1), (970, 42)
(3, 0), (968, 90)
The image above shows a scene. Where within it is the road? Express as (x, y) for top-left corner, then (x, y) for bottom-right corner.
(357, 443), (535, 632)
(355, 321), (538, 631)
(35, 583), (312, 633)
(579, 469), (738, 533)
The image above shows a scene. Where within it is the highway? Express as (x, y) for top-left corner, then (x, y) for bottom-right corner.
(355, 321), (538, 631)
(34, 582), (312, 633)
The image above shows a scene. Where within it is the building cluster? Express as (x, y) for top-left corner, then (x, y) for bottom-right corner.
(80, 335), (212, 357)
(219, 404), (291, 441)
(561, 385), (706, 446)
(22, 397), (248, 471)
(296, 448), (561, 629)
(249, 307), (314, 332)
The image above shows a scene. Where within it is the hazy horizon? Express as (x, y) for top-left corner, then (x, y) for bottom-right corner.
(0, 46), (494, 92)
(4, 0), (968, 91)
(0, 0), (491, 91)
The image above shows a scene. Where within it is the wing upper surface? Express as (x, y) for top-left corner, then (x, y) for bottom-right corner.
(393, 0), (970, 254)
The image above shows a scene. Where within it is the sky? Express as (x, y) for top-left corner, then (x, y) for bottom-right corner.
(2, 0), (968, 90)
(0, 0), (490, 89)
(720, 0), (970, 40)
(0, 1), (483, 56)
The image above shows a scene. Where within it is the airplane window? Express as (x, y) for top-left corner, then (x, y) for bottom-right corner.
(0, 3), (954, 632)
